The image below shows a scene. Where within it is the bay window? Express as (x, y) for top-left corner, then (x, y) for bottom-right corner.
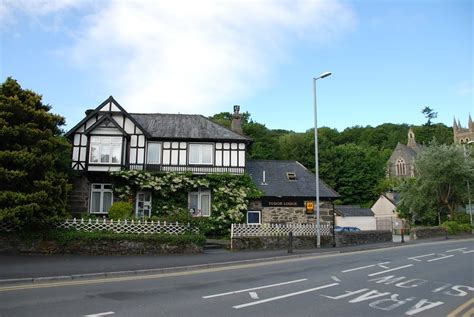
(89, 136), (122, 164)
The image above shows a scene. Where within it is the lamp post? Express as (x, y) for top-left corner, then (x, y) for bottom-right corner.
(313, 71), (332, 248)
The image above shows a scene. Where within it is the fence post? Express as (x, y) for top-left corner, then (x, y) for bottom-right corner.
(230, 224), (234, 251)
(401, 228), (405, 243)
(288, 231), (293, 253)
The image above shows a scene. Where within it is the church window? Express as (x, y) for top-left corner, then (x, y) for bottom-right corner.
(396, 158), (406, 176)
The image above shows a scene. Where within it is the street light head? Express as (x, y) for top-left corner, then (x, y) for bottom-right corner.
(317, 72), (332, 79)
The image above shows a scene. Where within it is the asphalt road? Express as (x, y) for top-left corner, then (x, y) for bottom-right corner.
(0, 239), (473, 317)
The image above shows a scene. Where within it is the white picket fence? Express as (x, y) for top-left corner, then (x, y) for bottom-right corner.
(231, 223), (332, 238)
(56, 218), (199, 235)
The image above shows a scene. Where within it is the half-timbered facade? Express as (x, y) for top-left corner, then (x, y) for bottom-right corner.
(66, 96), (250, 217)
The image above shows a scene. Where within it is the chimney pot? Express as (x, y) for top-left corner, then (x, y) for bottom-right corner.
(231, 105), (243, 134)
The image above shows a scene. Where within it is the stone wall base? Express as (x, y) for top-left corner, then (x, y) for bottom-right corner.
(0, 235), (202, 255)
(410, 227), (448, 240)
(231, 236), (333, 251)
(335, 230), (392, 246)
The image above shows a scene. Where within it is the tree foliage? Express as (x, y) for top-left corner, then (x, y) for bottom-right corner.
(421, 106), (438, 126)
(209, 112), (453, 206)
(0, 77), (70, 227)
(398, 143), (474, 225)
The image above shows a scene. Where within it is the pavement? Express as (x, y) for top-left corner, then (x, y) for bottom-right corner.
(0, 235), (471, 285)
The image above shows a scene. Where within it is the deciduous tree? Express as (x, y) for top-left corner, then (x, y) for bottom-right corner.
(399, 143), (473, 224)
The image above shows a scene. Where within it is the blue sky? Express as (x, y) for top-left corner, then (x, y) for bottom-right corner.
(1, 0), (472, 132)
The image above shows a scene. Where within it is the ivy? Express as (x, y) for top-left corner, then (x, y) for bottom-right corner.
(110, 170), (262, 234)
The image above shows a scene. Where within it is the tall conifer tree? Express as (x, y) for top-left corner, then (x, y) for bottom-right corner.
(0, 78), (70, 227)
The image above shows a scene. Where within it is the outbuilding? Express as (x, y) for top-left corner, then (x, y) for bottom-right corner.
(246, 160), (340, 225)
(334, 205), (376, 231)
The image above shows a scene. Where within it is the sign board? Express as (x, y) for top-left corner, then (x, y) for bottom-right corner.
(305, 201), (315, 214)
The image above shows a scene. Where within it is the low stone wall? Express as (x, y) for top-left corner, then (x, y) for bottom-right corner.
(0, 235), (202, 255)
(410, 227), (448, 240)
(335, 230), (392, 247)
(231, 236), (333, 251)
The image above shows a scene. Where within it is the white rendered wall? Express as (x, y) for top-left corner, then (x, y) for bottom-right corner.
(335, 216), (376, 231)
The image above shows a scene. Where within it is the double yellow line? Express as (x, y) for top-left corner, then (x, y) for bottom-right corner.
(447, 298), (474, 317)
(0, 253), (338, 292)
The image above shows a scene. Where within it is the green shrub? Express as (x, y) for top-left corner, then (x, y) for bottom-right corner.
(8, 229), (206, 247)
(108, 201), (133, 220)
(451, 212), (471, 224)
(442, 221), (472, 235)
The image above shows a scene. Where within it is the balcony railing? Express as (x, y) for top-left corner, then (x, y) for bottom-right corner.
(128, 164), (245, 175)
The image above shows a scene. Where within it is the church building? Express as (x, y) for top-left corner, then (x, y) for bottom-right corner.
(453, 115), (474, 144)
(386, 128), (423, 179)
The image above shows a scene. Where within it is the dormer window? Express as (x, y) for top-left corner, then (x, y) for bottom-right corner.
(89, 136), (122, 164)
(287, 172), (297, 181)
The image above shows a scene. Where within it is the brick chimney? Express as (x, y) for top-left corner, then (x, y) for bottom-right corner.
(231, 105), (242, 134)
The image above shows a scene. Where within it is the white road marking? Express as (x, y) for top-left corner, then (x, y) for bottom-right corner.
(84, 312), (115, 317)
(249, 291), (259, 299)
(331, 276), (341, 282)
(408, 253), (435, 261)
(427, 255), (454, 262)
(342, 264), (376, 273)
(202, 278), (307, 299)
(446, 248), (467, 253)
(368, 265), (414, 277)
(377, 262), (391, 269)
(233, 283), (339, 309)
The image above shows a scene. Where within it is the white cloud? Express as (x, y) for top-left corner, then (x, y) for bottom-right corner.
(3, 0), (356, 114)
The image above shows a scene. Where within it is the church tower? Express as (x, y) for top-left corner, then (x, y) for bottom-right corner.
(453, 115), (474, 144)
(407, 127), (416, 148)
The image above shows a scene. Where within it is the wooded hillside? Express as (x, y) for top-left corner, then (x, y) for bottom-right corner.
(210, 112), (453, 206)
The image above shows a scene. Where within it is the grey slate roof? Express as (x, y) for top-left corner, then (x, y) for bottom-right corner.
(130, 113), (250, 141)
(246, 160), (340, 199)
(383, 192), (401, 205)
(335, 205), (374, 217)
(393, 142), (423, 159)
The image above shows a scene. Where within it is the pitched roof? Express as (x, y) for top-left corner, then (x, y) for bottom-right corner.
(393, 142), (419, 159)
(65, 96), (250, 142)
(246, 160), (340, 199)
(335, 205), (374, 217)
(382, 192), (401, 205)
(130, 113), (249, 141)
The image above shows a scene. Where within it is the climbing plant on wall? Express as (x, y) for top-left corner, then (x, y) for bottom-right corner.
(110, 170), (262, 233)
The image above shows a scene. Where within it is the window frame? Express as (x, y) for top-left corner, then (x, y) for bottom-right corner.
(188, 143), (214, 165)
(89, 183), (113, 214)
(188, 189), (211, 217)
(89, 136), (123, 165)
(396, 158), (406, 176)
(135, 191), (152, 218)
(146, 142), (162, 165)
(247, 210), (262, 225)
